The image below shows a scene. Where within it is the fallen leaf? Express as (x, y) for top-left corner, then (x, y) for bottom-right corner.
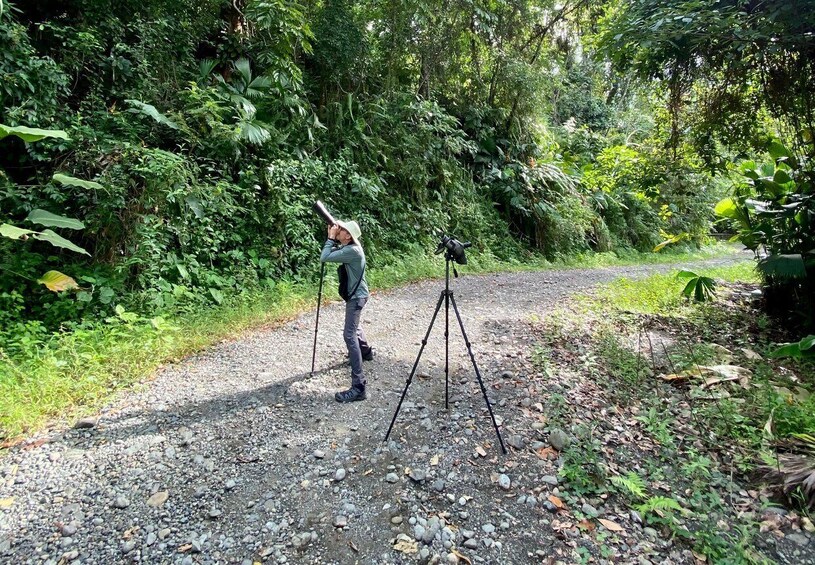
(0, 497), (14, 509)
(393, 538), (418, 554)
(536, 447), (557, 460)
(475, 446), (487, 457)
(451, 549), (472, 564)
(577, 519), (595, 531)
(548, 495), (563, 508)
(177, 543), (192, 553)
(349, 541), (359, 552)
(598, 518), (624, 532)
(363, 469), (373, 476)
(430, 455), (440, 466)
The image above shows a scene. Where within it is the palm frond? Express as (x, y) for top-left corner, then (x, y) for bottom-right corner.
(757, 253), (807, 280)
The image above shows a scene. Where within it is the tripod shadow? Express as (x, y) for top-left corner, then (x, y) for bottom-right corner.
(89, 359), (352, 442)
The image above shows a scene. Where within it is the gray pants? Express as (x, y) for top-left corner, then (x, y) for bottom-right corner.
(344, 297), (370, 389)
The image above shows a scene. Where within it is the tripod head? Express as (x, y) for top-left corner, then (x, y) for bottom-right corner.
(434, 233), (471, 265)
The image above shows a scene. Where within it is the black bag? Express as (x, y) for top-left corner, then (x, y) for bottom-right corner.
(338, 263), (365, 301)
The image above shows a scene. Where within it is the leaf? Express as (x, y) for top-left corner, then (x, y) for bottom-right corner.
(598, 518), (625, 532)
(0, 124), (69, 142)
(53, 173), (104, 190)
(577, 519), (596, 531)
(757, 254), (806, 279)
(209, 288), (224, 304)
(125, 99), (179, 129)
(475, 446), (487, 457)
(548, 495), (564, 508)
(393, 537), (418, 554)
(26, 209), (84, 230)
(32, 229), (90, 255)
(185, 196), (205, 219)
(0, 223), (34, 239)
(0, 497), (14, 508)
(676, 270), (698, 280)
(37, 270), (80, 292)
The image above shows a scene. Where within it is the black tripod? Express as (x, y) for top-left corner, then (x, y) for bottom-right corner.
(384, 252), (507, 454)
(310, 262), (326, 376)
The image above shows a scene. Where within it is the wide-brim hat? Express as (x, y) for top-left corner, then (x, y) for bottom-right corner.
(336, 220), (362, 245)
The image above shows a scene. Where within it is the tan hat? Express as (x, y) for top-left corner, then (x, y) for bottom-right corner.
(336, 220), (362, 245)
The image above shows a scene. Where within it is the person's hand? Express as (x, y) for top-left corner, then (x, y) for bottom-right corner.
(328, 224), (340, 240)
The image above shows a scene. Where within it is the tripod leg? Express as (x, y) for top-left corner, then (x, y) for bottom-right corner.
(449, 293), (507, 454)
(445, 289), (449, 409)
(311, 262), (326, 375)
(384, 291), (446, 443)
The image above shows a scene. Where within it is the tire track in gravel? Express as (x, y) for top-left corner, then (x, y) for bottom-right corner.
(0, 254), (751, 565)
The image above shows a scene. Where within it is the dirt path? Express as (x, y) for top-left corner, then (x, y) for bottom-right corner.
(4, 254), (789, 565)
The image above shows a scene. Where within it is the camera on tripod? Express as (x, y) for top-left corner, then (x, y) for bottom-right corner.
(435, 233), (471, 265)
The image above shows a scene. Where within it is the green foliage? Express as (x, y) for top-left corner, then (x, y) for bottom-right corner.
(635, 495), (683, 517)
(677, 270), (717, 302)
(770, 336), (815, 360)
(610, 471), (647, 500)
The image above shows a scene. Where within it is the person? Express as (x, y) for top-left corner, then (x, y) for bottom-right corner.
(320, 219), (373, 402)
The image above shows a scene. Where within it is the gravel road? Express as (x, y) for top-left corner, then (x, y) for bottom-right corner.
(7, 254), (804, 565)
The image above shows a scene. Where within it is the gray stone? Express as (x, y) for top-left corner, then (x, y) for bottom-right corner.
(463, 538), (478, 549)
(630, 510), (643, 525)
(112, 496), (130, 509)
(225, 479), (237, 490)
(313, 450), (325, 459)
(482, 523), (495, 534)
(208, 508), (222, 519)
(334, 469), (346, 482)
(501, 371), (514, 379)
(333, 515), (348, 528)
(146, 532), (157, 546)
(408, 469), (426, 482)
(414, 525), (426, 541)
(786, 533), (810, 546)
(581, 503), (599, 517)
(385, 473), (399, 483)
(391, 516), (403, 525)
(73, 417), (97, 429)
(433, 479), (445, 492)
(541, 475), (558, 486)
(507, 435), (525, 450)
(60, 524), (77, 537)
(498, 474), (511, 490)
(549, 429), (570, 451)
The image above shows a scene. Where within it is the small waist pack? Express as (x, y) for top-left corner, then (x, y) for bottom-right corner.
(338, 263), (365, 301)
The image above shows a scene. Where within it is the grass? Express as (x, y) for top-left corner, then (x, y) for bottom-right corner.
(0, 243), (743, 443)
(540, 261), (813, 563)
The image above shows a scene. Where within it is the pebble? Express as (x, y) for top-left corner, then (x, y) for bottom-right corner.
(408, 469), (426, 482)
(147, 491), (169, 507)
(549, 429), (570, 451)
(463, 538), (478, 549)
(73, 417), (97, 429)
(313, 450), (325, 459)
(334, 469), (346, 481)
(385, 473), (399, 483)
(541, 475), (558, 486)
(225, 479), (237, 490)
(433, 479), (445, 492)
(391, 516), (403, 525)
(507, 435), (525, 450)
(581, 503), (599, 517)
(498, 474), (511, 490)
(333, 516), (348, 528)
(112, 496), (130, 509)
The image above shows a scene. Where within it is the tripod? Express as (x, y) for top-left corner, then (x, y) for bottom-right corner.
(384, 253), (507, 454)
(310, 262), (326, 376)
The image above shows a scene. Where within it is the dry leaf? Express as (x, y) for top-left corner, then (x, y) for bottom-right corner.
(177, 543), (192, 553)
(475, 446), (487, 457)
(393, 538), (418, 554)
(451, 549), (472, 564)
(577, 519), (595, 531)
(536, 447), (557, 460)
(0, 497), (14, 509)
(349, 541), (359, 552)
(598, 518), (624, 532)
(430, 455), (440, 466)
(363, 469), (373, 476)
(548, 495), (563, 509)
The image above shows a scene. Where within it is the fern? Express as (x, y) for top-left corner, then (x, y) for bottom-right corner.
(635, 496), (682, 516)
(611, 471), (647, 499)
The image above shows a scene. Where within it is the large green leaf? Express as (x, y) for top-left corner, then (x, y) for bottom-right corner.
(26, 209), (84, 230)
(32, 229), (90, 255)
(0, 124), (69, 142)
(757, 254), (807, 279)
(53, 173), (104, 190)
(125, 99), (179, 130)
(0, 223), (34, 239)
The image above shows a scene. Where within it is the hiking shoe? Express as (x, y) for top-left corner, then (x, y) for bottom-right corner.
(335, 387), (367, 403)
(362, 349), (374, 362)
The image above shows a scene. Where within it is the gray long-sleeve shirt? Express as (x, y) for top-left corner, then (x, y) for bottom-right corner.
(320, 239), (369, 300)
